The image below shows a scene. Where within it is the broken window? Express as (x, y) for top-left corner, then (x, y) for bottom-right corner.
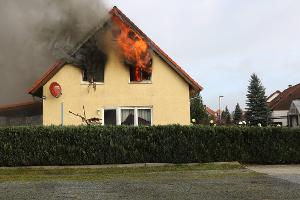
(130, 66), (151, 82)
(111, 15), (153, 82)
(66, 34), (107, 83)
(82, 65), (104, 83)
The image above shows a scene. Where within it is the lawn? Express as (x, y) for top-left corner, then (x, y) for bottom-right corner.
(0, 162), (245, 182)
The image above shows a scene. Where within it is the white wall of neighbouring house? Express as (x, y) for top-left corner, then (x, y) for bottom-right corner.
(291, 116), (299, 128)
(271, 110), (289, 126)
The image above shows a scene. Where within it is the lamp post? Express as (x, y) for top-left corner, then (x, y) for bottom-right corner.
(218, 95), (224, 123)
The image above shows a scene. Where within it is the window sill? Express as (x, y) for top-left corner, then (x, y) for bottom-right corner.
(80, 81), (104, 85)
(129, 80), (152, 84)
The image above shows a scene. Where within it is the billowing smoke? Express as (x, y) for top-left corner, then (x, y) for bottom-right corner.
(0, 0), (108, 105)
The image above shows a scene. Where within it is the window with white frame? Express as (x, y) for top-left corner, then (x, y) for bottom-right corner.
(121, 109), (135, 125)
(137, 109), (151, 125)
(103, 107), (152, 126)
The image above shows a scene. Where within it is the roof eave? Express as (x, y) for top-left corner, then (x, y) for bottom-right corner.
(27, 60), (66, 97)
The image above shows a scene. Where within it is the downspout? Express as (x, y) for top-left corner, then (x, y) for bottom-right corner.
(61, 102), (64, 126)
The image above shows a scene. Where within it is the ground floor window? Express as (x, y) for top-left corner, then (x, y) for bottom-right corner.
(138, 109), (151, 125)
(104, 109), (116, 125)
(103, 107), (152, 126)
(121, 109), (135, 125)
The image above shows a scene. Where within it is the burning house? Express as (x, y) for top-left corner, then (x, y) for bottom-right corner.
(2, 7), (202, 126)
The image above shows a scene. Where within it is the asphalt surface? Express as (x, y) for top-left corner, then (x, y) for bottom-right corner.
(0, 168), (300, 200)
(247, 165), (300, 184)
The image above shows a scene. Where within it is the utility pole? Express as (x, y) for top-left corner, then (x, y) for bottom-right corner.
(218, 95), (224, 123)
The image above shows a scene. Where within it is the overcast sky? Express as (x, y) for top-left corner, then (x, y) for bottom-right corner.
(105, 0), (300, 111)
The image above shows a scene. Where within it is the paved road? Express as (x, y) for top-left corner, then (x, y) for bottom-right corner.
(247, 165), (300, 184)
(0, 169), (300, 199)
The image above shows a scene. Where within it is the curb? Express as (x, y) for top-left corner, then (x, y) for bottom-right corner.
(0, 162), (241, 170)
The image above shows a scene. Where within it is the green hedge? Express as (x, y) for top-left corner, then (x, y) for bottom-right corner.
(0, 125), (299, 166)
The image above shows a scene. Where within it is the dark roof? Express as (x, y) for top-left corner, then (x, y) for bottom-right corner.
(268, 83), (300, 110)
(28, 6), (203, 97)
(0, 101), (42, 117)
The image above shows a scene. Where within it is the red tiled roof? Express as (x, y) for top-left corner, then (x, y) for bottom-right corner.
(205, 106), (217, 116)
(28, 6), (203, 97)
(268, 83), (300, 110)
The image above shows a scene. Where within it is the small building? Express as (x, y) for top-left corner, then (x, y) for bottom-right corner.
(0, 101), (42, 127)
(267, 83), (300, 126)
(288, 100), (300, 128)
(18, 7), (202, 126)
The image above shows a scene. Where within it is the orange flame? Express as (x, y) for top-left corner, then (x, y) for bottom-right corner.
(111, 15), (152, 81)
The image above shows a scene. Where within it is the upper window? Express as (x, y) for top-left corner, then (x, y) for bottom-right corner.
(82, 67), (104, 83)
(130, 66), (152, 82)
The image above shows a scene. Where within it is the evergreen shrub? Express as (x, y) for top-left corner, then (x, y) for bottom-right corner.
(0, 125), (299, 166)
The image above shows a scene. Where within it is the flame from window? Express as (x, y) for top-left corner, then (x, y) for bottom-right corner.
(111, 15), (152, 81)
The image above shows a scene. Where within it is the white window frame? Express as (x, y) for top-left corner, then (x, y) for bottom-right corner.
(102, 108), (119, 126)
(102, 106), (153, 126)
(136, 107), (153, 126)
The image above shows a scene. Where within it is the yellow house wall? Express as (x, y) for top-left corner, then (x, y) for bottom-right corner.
(43, 49), (191, 125)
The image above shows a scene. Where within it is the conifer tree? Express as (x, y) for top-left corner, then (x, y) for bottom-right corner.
(233, 103), (243, 124)
(245, 73), (269, 126)
(221, 106), (231, 125)
(190, 92), (208, 124)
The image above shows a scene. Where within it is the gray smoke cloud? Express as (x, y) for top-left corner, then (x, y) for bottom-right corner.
(0, 0), (108, 105)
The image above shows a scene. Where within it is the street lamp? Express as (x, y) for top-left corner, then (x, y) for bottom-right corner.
(218, 95), (224, 122)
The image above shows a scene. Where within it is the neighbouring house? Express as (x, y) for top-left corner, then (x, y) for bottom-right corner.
(0, 101), (42, 126)
(8, 6), (203, 126)
(267, 83), (300, 126)
(266, 90), (281, 104)
(288, 100), (300, 128)
(205, 106), (217, 121)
